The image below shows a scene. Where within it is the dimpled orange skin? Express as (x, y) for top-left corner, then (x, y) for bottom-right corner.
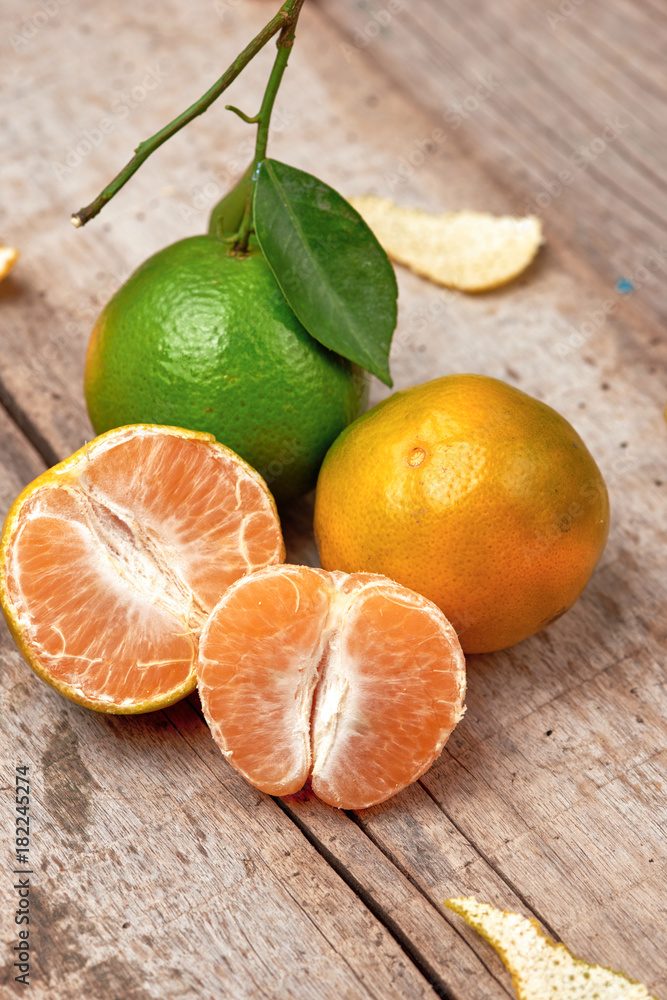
(314, 374), (610, 654)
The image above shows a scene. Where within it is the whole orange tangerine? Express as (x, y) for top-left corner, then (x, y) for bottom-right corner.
(314, 374), (610, 654)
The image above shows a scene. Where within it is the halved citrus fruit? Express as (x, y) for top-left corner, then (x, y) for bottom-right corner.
(198, 565), (466, 809)
(0, 425), (284, 714)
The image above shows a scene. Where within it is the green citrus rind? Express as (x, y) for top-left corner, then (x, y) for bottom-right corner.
(85, 238), (369, 501)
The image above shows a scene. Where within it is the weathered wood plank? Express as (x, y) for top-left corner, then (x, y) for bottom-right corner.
(315, 2), (667, 992)
(0, 407), (45, 501)
(280, 787), (522, 998)
(0, 5), (536, 995)
(318, 0), (667, 326)
(1, 0), (666, 997)
(0, 476), (440, 999)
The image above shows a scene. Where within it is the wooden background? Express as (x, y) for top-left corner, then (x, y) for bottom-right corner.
(1, 0), (665, 996)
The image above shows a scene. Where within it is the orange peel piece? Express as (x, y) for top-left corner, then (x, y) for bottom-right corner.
(0, 245), (19, 281)
(349, 195), (542, 291)
(445, 897), (658, 1000)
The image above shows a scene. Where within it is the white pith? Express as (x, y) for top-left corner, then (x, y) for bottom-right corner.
(77, 487), (209, 628)
(309, 585), (357, 778)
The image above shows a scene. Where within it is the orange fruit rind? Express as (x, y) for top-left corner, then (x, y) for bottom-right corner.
(314, 374), (610, 654)
(445, 897), (658, 1000)
(0, 245), (19, 281)
(348, 196), (542, 291)
(0, 424), (284, 714)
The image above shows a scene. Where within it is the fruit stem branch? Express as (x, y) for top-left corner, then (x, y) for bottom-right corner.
(70, 0), (305, 228)
(234, 1), (303, 252)
(225, 105), (261, 125)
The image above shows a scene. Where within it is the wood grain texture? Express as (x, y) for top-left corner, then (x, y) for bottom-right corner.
(0, 551), (445, 998)
(315, 1), (667, 990)
(1, 0), (666, 997)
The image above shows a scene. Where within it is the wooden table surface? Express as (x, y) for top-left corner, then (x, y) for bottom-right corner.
(1, 1), (666, 997)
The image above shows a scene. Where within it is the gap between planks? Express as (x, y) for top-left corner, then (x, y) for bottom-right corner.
(182, 693), (520, 1000)
(0, 371), (61, 469)
(179, 693), (517, 1000)
(274, 798), (459, 1000)
(415, 780), (561, 941)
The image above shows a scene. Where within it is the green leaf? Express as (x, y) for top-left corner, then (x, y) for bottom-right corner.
(208, 161), (253, 238)
(253, 159), (397, 386)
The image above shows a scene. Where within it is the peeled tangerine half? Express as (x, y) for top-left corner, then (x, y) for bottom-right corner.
(0, 425), (284, 713)
(198, 565), (466, 810)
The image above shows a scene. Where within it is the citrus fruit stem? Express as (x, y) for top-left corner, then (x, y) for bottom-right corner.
(70, 0), (305, 228)
(233, 10), (302, 253)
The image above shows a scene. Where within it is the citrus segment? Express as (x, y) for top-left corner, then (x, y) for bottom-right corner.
(311, 586), (467, 808)
(0, 425), (284, 713)
(198, 565), (466, 809)
(199, 566), (332, 796)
